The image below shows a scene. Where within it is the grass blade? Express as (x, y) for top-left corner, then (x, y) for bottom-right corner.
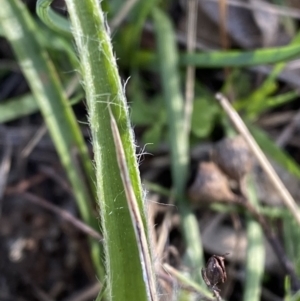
(243, 176), (265, 301)
(152, 7), (205, 284)
(180, 44), (300, 67)
(133, 39), (300, 69)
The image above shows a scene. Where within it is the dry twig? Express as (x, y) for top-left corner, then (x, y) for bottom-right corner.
(20, 192), (102, 241)
(215, 93), (300, 227)
(215, 93), (300, 289)
(184, 0), (198, 135)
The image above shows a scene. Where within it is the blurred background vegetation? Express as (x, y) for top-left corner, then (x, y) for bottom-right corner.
(1, 0), (300, 300)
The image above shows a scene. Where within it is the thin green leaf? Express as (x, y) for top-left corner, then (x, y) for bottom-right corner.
(234, 81), (278, 112)
(134, 41), (300, 69)
(249, 125), (300, 179)
(152, 7), (205, 284)
(180, 44), (300, 67)
(243, 175), (265, 301)
(247, 91), (299, 120)
(246, 31), (300, 110)
(0, 94), (39, 122)
(283, 213), (300, 277)
(191, 97), (218, 138)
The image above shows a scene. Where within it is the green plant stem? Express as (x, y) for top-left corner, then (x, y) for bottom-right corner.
(64, 0), (152, 300)
(283, 213), (300, 277)
(133, 42), (300, 69)
(36, 0), (71, 36)
(243, 175), (265, 301)
(152, 7), (205, 284)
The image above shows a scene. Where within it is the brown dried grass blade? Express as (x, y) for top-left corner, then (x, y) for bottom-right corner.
(216, 92), (300, 227)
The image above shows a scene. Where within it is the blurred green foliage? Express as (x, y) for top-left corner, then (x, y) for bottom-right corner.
(1, 0), (300, 300)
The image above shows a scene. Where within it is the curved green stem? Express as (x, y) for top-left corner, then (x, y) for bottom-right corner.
(36, 0), (71, 36)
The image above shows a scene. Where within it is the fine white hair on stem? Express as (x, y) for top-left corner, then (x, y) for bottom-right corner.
(123, 76), (131, 93)
(77, 120), (89, 125)
(136, 143), (153, 166)
(103, 12), (111, 37)
(94, 95), (125, 120)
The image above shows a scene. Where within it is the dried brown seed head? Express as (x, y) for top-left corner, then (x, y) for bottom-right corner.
(212, 135), (252, 182)
(201, 253), (228, 291)
(188, 162), (238, 204)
